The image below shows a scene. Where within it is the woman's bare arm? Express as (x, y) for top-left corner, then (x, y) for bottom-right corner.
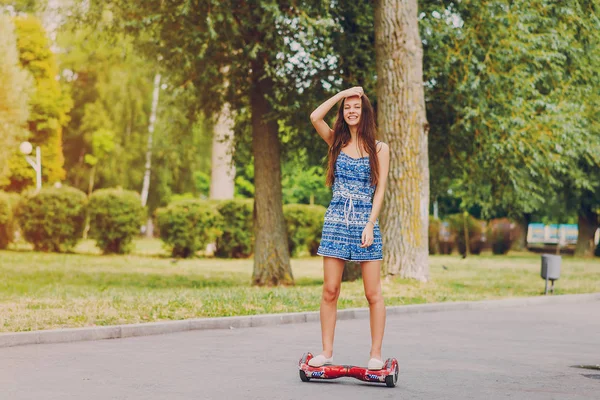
(360, 142), (390, 248)
(310, 87), (363, 146)
(369, 142), (390, 224)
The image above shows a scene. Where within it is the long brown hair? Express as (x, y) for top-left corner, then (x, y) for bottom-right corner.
(326, 94), (380, 187)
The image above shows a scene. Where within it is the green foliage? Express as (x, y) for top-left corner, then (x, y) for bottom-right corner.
(329, 1), (376, 101)
(283, 204), (326, 257)
(0, 0), (44, 12)
(0, 191), (20, 249)
(446, 213), (485, 256)
(156, 200), (223, 258)
(193, 171), (210, 198)
(215, 199), (253, 258)
(282, 165), (332, 207)
(80, 0), (337, 214)
(147, 93), (215, 213)
(60, 0), (600, 262)
(81, 103), (116, 170)
(5, 16), (72, 191)
(58, 27), (153, 196)
(234, 161), (255, 199)
(0, 15), (32, 186)
(15, 186), (87, 252)
(421, 0), (600, 218)
(168, 193), (196, 203)
(59, 30), (173, 203)
(57, 24), (214, 213)
(88, 188), (145, 254)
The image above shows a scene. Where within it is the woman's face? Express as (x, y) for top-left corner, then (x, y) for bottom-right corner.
(343, 96), (362, 127)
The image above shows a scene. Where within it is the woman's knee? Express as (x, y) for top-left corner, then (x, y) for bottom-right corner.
(322, 285), (341, 303)
(364, 288), (383, 305)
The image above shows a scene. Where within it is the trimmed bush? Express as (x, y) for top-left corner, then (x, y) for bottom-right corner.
(487, 218), (515, 255)
(156, 199), (223, 258)
(88, 188), (145, 254)
(510, 222), (526, 251)
(16, 186), (87, 252)
(215, 199), (253, 258)
(428, 216), (441, 255)
(447, 213), (485, 256)
(283, 204), (326, 257)
(0, 192), (20, 249)
(438, 221), (455, 254)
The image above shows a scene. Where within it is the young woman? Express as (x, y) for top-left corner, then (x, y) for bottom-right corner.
(308, 86), (390, 370)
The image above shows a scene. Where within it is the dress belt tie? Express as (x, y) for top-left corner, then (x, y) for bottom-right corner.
(335, 191), (371, 228)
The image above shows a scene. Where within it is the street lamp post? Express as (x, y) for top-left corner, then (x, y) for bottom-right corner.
(19, 141), (41, 191)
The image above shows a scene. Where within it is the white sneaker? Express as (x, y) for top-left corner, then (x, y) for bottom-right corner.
(308, 354), (333, 367)
(367, 357), (384, 370)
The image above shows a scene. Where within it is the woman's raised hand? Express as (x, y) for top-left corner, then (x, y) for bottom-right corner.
(340, 86), (364, 98)
(310, 86), (364, 145)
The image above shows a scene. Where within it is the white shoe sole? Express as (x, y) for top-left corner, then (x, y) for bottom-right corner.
(308, 355), (333, 367)
(367, 358), (384, 370)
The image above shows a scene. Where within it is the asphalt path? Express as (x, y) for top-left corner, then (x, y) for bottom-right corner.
(1, 299), (599, 399)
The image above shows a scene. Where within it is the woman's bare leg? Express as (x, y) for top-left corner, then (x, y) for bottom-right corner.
(319, 256), (345, 357)
(361, 260), (386, 360)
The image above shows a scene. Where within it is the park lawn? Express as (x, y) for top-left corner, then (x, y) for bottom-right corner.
(1, 238), (599, 332)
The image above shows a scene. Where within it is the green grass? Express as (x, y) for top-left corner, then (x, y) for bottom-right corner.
(1, 238), (599, 332)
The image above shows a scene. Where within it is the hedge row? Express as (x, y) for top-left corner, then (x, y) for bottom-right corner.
(1, 186), (328, 258)
(88, 189), (145, 254)
(16, 187), (88, 252)
(0, 187), (143, 254)
(429, 214), (523, 256)
(3, 187), (531, 258)
(155, 200), (326, 258)
(283, 204), (325, 257)
(155, 199), (224, 258)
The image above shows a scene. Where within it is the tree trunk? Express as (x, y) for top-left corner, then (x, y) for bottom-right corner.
(375, 0), (430, 281)
(140, 72), (161, 208)
(87, 164), (96, 196)
(210, 102), (235, 200)
(462, 211), (470, 258)
(250, 61), (293, 286)
(575, 202), (598, 257)
(342, 261), (361, 282)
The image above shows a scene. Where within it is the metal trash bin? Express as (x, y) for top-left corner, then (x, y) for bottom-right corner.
(541, 254), (561, 294)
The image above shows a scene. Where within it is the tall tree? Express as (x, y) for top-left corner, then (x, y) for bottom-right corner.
(80, 103), (116, 194)
(80, 1), (333, 285)
(376, 0), (430, 280)
(420, 0), (600, 254)
(210, 102), (235, 200)
(421, 1), (594, 215)
(140, 72), (161, 208)
(0, 14), (33, 185)
(3, 15), (71, 192)
(330, 1), (377, 100)
(556, 0), (600, 256)
(58, 27), (157, 197)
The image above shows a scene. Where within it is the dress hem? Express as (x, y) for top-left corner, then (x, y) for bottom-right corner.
(317, 252), (383, 262)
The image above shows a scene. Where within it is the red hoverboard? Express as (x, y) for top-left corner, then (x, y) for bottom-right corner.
(298, 352), (399, 387)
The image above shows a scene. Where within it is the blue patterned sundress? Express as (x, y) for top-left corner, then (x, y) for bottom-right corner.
(317, 149), (383, 262)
